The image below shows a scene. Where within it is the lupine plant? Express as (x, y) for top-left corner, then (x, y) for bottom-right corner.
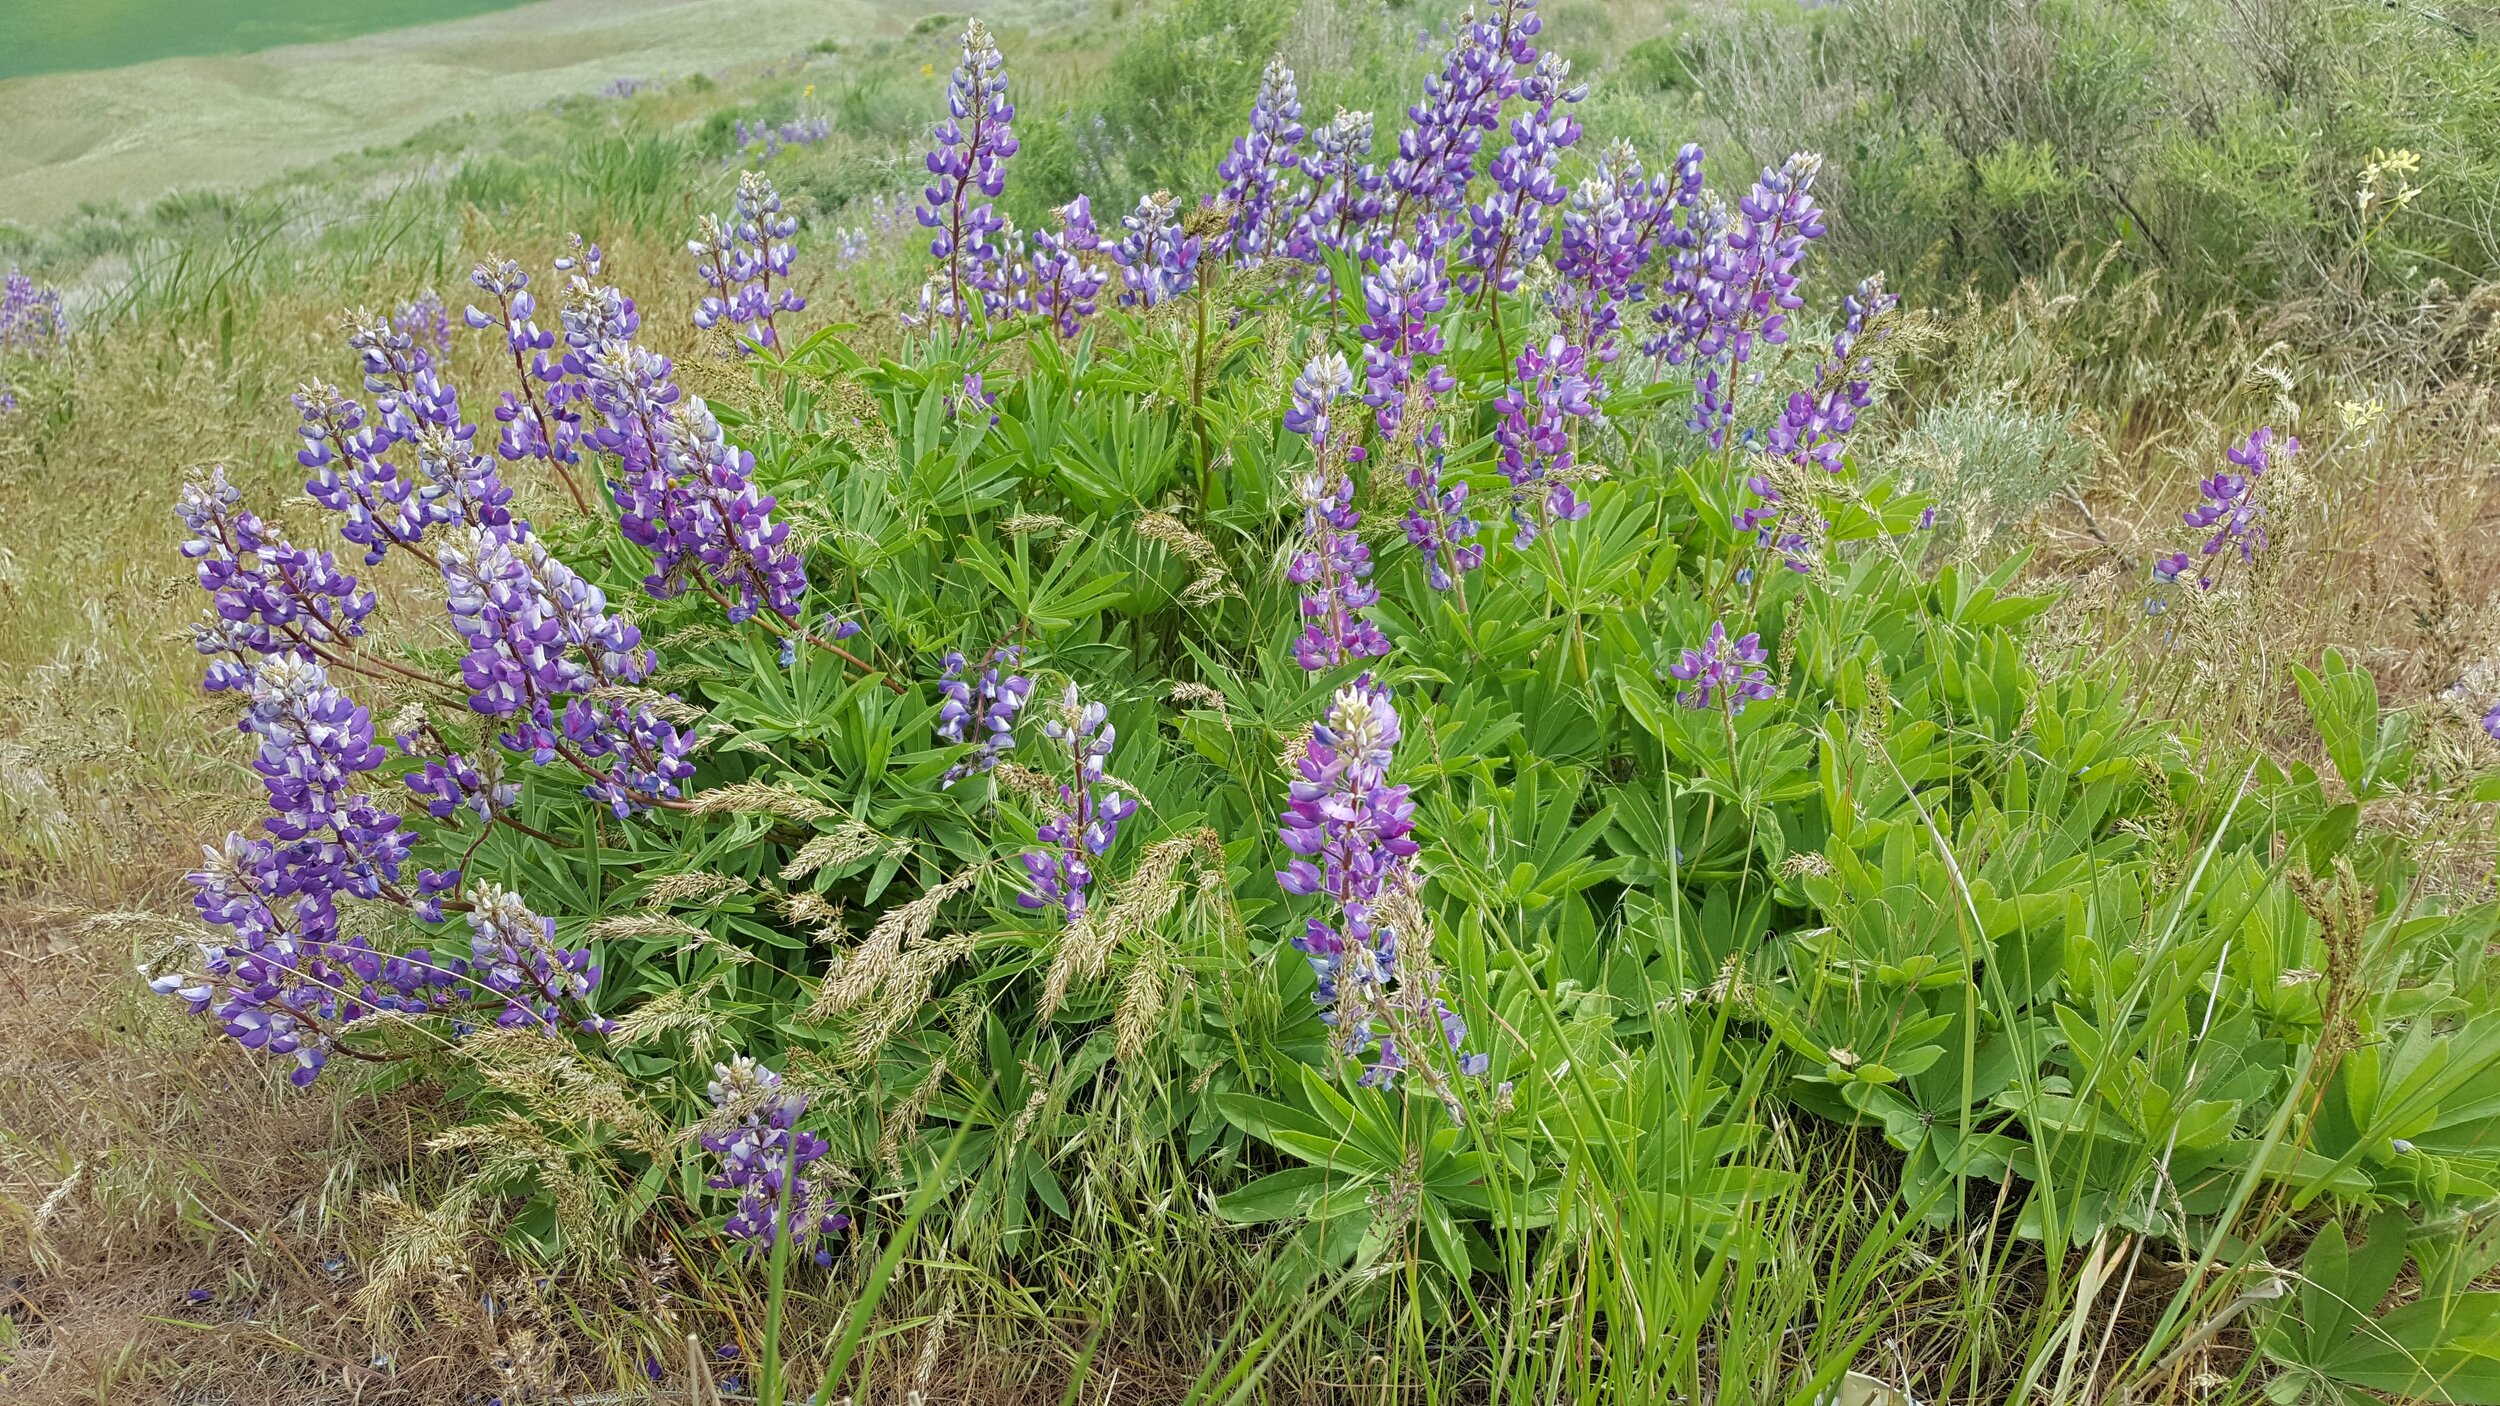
(145, 14), (2500, 1404)
(0, 264), (68, 414)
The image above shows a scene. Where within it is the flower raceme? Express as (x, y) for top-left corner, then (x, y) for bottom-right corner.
(1494, 334), (1600, 549)
(936, 647), (1033, 786)
(1767, 274), (1897, 474)
(1688, 153), (1829, 445)
(1276, 679), (1485, 1093)
(1670, 622), (1778, 714)
(690, 173), (807, 354)
(1284, 353), (1394, 671)
(917, 18), (1019, 327)
(178, 467), (377, 693)
(1287, 108), (1384, 264)
(1111, 190), (1202, 309)
(702, 1057), (852, 1263)
(1, 265), (68, 356)
(1388, 0), (1543, 243)
(1357, 241), (1457, 447)
(1019, 685), (1139, 924)
(1464, 53), (1584, 298)
(1019, 196), (1110, 337)
(2179, 426), (2294, 586)
(1219, 59), (1307, 265)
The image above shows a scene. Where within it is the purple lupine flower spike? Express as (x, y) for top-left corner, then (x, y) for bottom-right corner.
(1276, 679), (1485, 1090)
(177, 467), (378, 693)
(1289, 471), (1394, 671)
(1493, 335), (1599, 548)
(1464, 52), (1583, 297)
(1642, 147), (1721, 366)
(1767, 273), (1897, 474)
(1387, 0), (1543, 246)
(1110, 191), (1202, 308)
(463, 883), (611, 1034)
(1688, 153), (1828, 446)
(1287, 108), (1385, 264)
(1551, 141), (1662, 362)
(294, 380), (425, 567)
(1219, 59), (1307, 266)
(1352, 242), (1479, 590)
(1018, 685), (1138, 924)
(1284, 352), (1394, 670)
(936, 646), (1033, 785)
(2180, 426), (2294, 586)
(1277, 679), (1419, 996)
(0, 266), (68, 415)
(436, 520), (696, 817)
(690, 174), (808, 354)
(701, 1057), (852, 1265)
(1356, 241), (1457, 445)
(1, 266), (68, 355)
(1732, 471), (1815, 575)
(392, 291), (452, 359)
(915, 19), (1019, 328)
(1669, 622), (1778, 714)
(573, 304), (808, 625)
(1018, 196), (1110, 336)
(151, 647), (610, 1084)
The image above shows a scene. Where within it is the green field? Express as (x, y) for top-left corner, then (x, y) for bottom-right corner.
(0, 0), (534, 79)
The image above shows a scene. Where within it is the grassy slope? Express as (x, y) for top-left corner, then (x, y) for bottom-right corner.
(0, 0), (534, 81)
(0, 0), (960, 227)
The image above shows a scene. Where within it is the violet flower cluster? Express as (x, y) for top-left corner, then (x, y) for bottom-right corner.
(1018, 686), (1138, 925)
(1284, 353), (1393, 671)
(1018, 196), (1110, 337)
(729, 115), (832, 164)
(1463, 53), (1583, 297)
(1356, 242), (1457, 447)
(1669, 622), (1777, 714)
(463, 883), (613, 1034)
(1110, 191), (1202, 309)
(1286, 108), (1384, 264)
(465, 257), (582, 478)
(916, 18), (1019, 327)
(2179, 425), (2293, 586)
(1765, 274), (1897, 474)
(1276, 679), (1483, 1091)
(1551, 141), (1690, 363)
(690, 173), (807, 354)
(392, 292), (452, 360)
(936, 646), (1033, 786)
(1218, 60), (1306, 266)
(1387, 0), (1541, 244)
(295, 301), (487, 567)
(437, 520), (695, 818)
(178, 467), (377, 692)
(405, 748), (519, 825)
(1, 265), (67, 356)
(1493, 335), (1599, 549)
(1732, 471), (1816, 576)
(577, 320), (807, 623)
(1352, 240), (1482, 590)
(1291, 471), (1394, 671)
(701, 1056), (852, 1264)
(1685, 153), (1828, 445)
